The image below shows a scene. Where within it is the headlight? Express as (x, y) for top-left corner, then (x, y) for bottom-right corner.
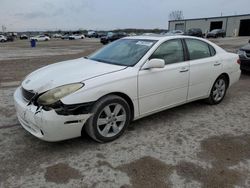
(37, 83), (84, 105)
(237, 50), (246, 56)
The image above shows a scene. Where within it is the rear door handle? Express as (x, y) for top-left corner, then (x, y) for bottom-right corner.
(214, 62), (221, 66)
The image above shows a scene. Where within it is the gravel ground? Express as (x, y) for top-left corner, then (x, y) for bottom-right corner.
(0, 37), (250, 188)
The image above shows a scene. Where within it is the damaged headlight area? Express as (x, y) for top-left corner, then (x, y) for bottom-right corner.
(37, 83), (84, 106)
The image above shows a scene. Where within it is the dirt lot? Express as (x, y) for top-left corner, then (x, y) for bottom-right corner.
(0, 37), (250, 188)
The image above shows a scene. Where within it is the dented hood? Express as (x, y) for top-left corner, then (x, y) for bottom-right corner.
(22, 58), (126, 93)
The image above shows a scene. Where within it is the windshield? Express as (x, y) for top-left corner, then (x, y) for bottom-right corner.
(88, 39), (157, 66)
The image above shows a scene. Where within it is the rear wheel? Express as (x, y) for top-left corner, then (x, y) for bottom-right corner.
(84, 95), (131, 142)
(206, 75), (228, 105)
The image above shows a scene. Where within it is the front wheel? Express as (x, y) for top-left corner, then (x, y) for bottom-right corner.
(84, 95), (131, 142)
(206, 75), (228, 105)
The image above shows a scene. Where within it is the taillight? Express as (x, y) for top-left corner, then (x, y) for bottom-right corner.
(237, 59), (241, 65)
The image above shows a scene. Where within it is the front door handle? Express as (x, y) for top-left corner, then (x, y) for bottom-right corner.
(180, 67), (189, 73)
(214, 62), (221, 66)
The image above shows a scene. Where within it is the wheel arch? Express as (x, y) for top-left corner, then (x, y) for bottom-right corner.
(96, 92), (135, 121)
(220, 73), (230, 88)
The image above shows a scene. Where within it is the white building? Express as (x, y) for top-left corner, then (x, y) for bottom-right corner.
(168, 14), (250, 37)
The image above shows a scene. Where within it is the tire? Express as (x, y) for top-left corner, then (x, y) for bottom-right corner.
(1, 39), (4, 42)
(206, 75), (228, 105)
(84, 95), (131, 143)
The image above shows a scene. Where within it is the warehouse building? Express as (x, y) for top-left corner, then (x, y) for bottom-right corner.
(168, 14), (250, 37)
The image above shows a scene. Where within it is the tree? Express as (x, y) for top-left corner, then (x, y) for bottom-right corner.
(169, 10), (184, 21)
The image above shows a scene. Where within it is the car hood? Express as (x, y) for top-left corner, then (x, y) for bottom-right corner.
(241, 44), (250, 51)
(22, 58), (126, 93)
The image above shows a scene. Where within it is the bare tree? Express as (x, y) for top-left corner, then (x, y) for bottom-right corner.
(169, 10), (184, 21)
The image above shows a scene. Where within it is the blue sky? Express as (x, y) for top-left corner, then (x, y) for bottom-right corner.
(0, 0), (249, 31)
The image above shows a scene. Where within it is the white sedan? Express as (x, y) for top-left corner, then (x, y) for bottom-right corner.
(30, 35), (50, 41)
(69, 34), (85, 40)
(0, 35), (7, 42)
(14, 35), (241, 142)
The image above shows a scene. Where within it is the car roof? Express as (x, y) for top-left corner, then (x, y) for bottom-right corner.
(124, 35), (201, 41)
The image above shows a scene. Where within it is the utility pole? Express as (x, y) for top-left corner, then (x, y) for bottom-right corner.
(2, 25), (7, 33)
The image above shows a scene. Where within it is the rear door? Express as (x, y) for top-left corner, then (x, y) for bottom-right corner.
(184, 38), (222, 101)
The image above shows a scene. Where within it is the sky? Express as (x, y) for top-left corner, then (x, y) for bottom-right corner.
(0, 0), (249, 31)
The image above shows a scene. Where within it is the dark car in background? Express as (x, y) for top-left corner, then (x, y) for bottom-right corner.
(207, 29), (226, 38)
(87, 31), (98, 38)
(238, 40), (250, 72)
(20, 34), (28, 40)
(6, 35), (14, 42)
(100, 32), (127, 45)
(97, 32), (106, 38)
(185, 28), (203, 37)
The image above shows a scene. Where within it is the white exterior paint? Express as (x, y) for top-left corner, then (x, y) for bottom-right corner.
(30, 35), (50, 41)
(0, 35), (7, 42)
(69, 34), (85, 40)
(14, 35), (241, 141)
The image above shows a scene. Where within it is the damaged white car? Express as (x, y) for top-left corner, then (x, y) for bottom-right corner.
(14, 35), (241, 142)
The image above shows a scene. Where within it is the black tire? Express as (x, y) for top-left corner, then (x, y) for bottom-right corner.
(1, 39), (5, 42)
(206, 75), (228, 105)
(84, 95), (131, 143)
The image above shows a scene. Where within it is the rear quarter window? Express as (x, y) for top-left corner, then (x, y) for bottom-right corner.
(209, 45), (216, 56)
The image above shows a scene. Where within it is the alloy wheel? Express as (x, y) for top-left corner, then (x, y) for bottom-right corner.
(212, 78), (226, 102)
(97, 103), (126, 138)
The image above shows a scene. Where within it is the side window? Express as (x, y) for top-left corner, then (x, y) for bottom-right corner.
(185, 39), (211, 60)
(209, 45), (216, 56)
(150, 39), (184, 65)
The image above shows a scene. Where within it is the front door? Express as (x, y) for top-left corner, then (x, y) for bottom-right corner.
(138, 39), (189, 116)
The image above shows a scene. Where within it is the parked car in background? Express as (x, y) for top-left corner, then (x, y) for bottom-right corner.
(166, 30), (185, 35)
(129, 33), (137, 36)
(20, 34), (28, 40)
(207, 29), (226, 38)
(53, 34), (62, 38)
(100, 32), (127, 44)
(238, 40), (250, 72)
(30, 35), (50, 41)
(6, 35), (14, 42)
(97, 32), (106, 38)
(185, 28), (203, 37)
(61, 34), (70, 40)
(87, 31), (98, 38)
(14, 35), (241, 142)
(0, 35), (7, 42)
(69, 34), (85, 40)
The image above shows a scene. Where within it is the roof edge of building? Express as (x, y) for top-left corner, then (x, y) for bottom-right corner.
(169, 13), (250, 22)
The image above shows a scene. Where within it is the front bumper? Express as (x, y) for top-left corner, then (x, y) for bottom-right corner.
(14, 87), (91, 142)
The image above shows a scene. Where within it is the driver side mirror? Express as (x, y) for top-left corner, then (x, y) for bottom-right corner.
(142, 59), (165, 70)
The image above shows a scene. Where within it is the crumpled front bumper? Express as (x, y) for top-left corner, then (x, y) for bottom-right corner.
(14, 87), (91, 142)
